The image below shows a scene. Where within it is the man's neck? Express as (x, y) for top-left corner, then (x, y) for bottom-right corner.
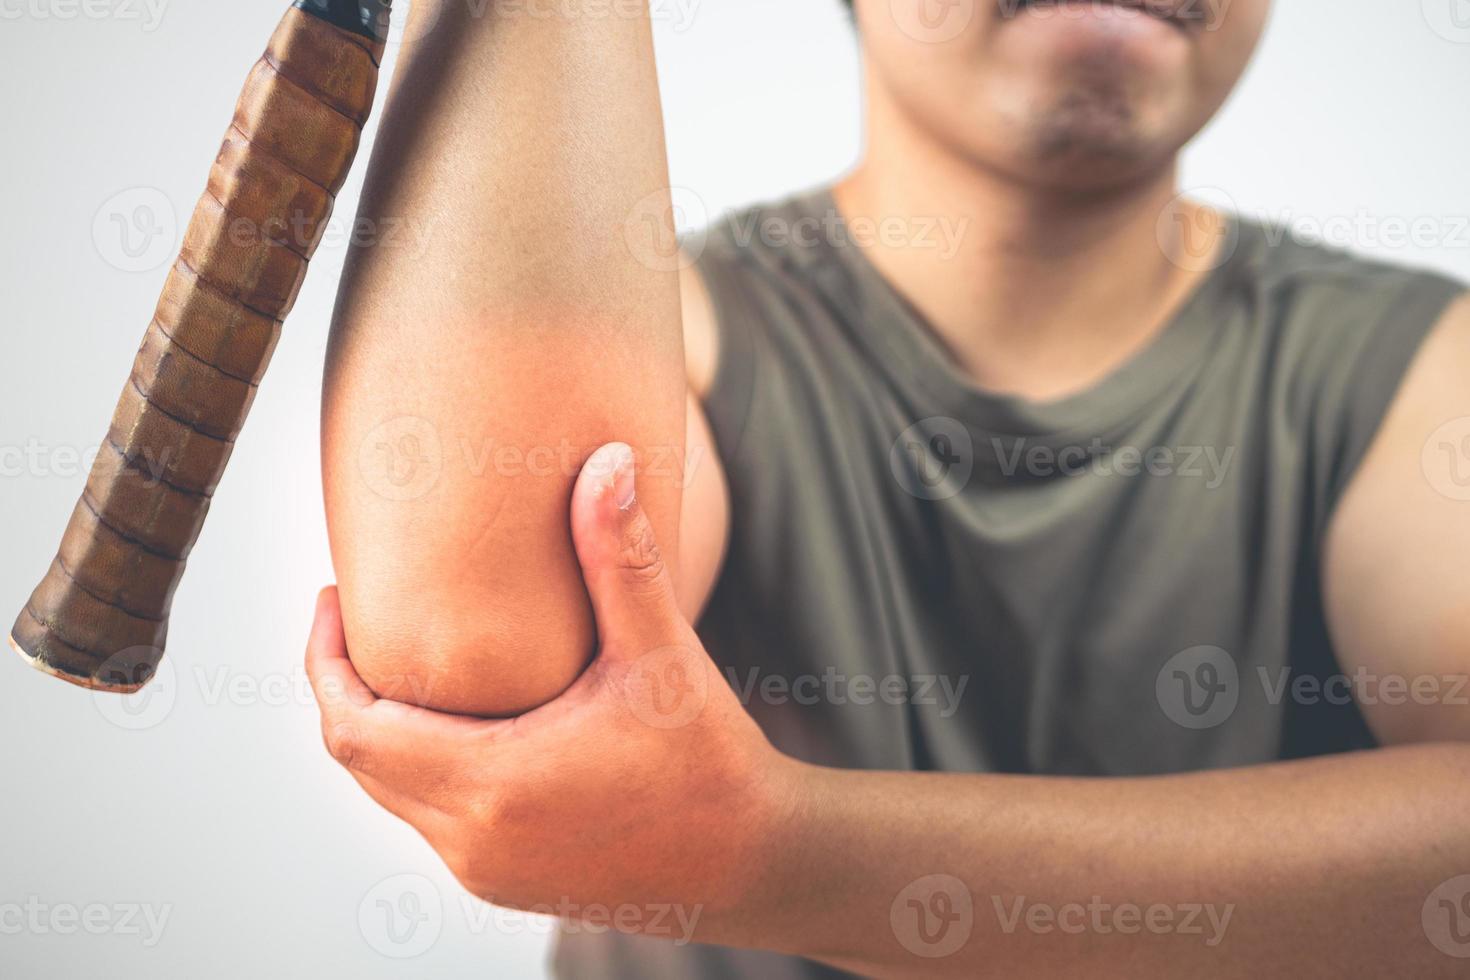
(833, 87), (1221, 404)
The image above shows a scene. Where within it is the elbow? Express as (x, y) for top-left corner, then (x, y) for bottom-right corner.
(334, 556), (597, 719)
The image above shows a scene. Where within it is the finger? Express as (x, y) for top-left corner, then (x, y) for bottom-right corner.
(304, 587), (500, 806)
(304, 586), (377, 714)
(570, 442), (689, 660)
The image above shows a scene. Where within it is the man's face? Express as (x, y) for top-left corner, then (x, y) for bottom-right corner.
(858, 0), (1271, 190)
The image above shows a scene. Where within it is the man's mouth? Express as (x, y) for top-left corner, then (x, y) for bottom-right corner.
(1004, 0), (1205, 33)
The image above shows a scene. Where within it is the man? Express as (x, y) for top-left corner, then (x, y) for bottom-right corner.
(308, 0), (1470, 975)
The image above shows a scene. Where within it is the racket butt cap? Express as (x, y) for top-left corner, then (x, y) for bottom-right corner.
(7, 630), (153, 695)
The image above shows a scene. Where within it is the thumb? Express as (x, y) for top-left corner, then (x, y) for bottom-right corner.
(571, 442), (687, 660)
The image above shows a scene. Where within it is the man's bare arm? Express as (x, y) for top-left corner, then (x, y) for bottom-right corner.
(307, 295), (1470, 975)
(322, 2), (725, 715)
(761, 297), (1470, 977)
(1325, 295), (1470, 745)
(304, 449), (1470, 977)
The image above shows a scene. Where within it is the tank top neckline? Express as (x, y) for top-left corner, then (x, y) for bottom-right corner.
(792, 186), (1263, 443)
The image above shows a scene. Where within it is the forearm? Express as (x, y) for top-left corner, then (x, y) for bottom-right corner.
(321, 2), (685, 716)
(738, 744), (1470, 977)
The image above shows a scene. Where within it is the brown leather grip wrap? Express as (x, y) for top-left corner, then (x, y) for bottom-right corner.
(10, 6), (389, 692)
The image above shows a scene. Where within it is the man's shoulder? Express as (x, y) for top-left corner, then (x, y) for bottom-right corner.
(1236, 217), (1466, 322)
(1229, 218), (1466, 507)
(1228, 217), (1466, 399)
(691, 187), (846, 281)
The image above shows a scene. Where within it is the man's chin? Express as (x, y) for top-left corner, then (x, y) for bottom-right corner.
(980, 102), (1176, 194)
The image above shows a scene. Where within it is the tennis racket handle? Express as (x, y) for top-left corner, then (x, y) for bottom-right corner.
(11, 2), (391, 692)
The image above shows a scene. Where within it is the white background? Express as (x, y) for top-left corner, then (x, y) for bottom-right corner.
(1, 1), (1467, 976)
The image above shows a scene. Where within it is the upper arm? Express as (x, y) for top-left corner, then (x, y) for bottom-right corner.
(1323, 294), (1470, 744)
(676, 260), (731, 624)
(322, 7), (694, 718)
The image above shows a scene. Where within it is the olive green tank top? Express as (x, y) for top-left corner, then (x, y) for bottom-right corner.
(554, 189), (1465, 979)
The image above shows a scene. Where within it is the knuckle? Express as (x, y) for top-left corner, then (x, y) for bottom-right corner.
(323, 721), (364, 769)
(448, 839), (498, 899)
(461, 794), (499, 830)
(617, 517), (666, 585)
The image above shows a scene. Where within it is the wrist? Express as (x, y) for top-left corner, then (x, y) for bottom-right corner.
(706, 748), (826, 949)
